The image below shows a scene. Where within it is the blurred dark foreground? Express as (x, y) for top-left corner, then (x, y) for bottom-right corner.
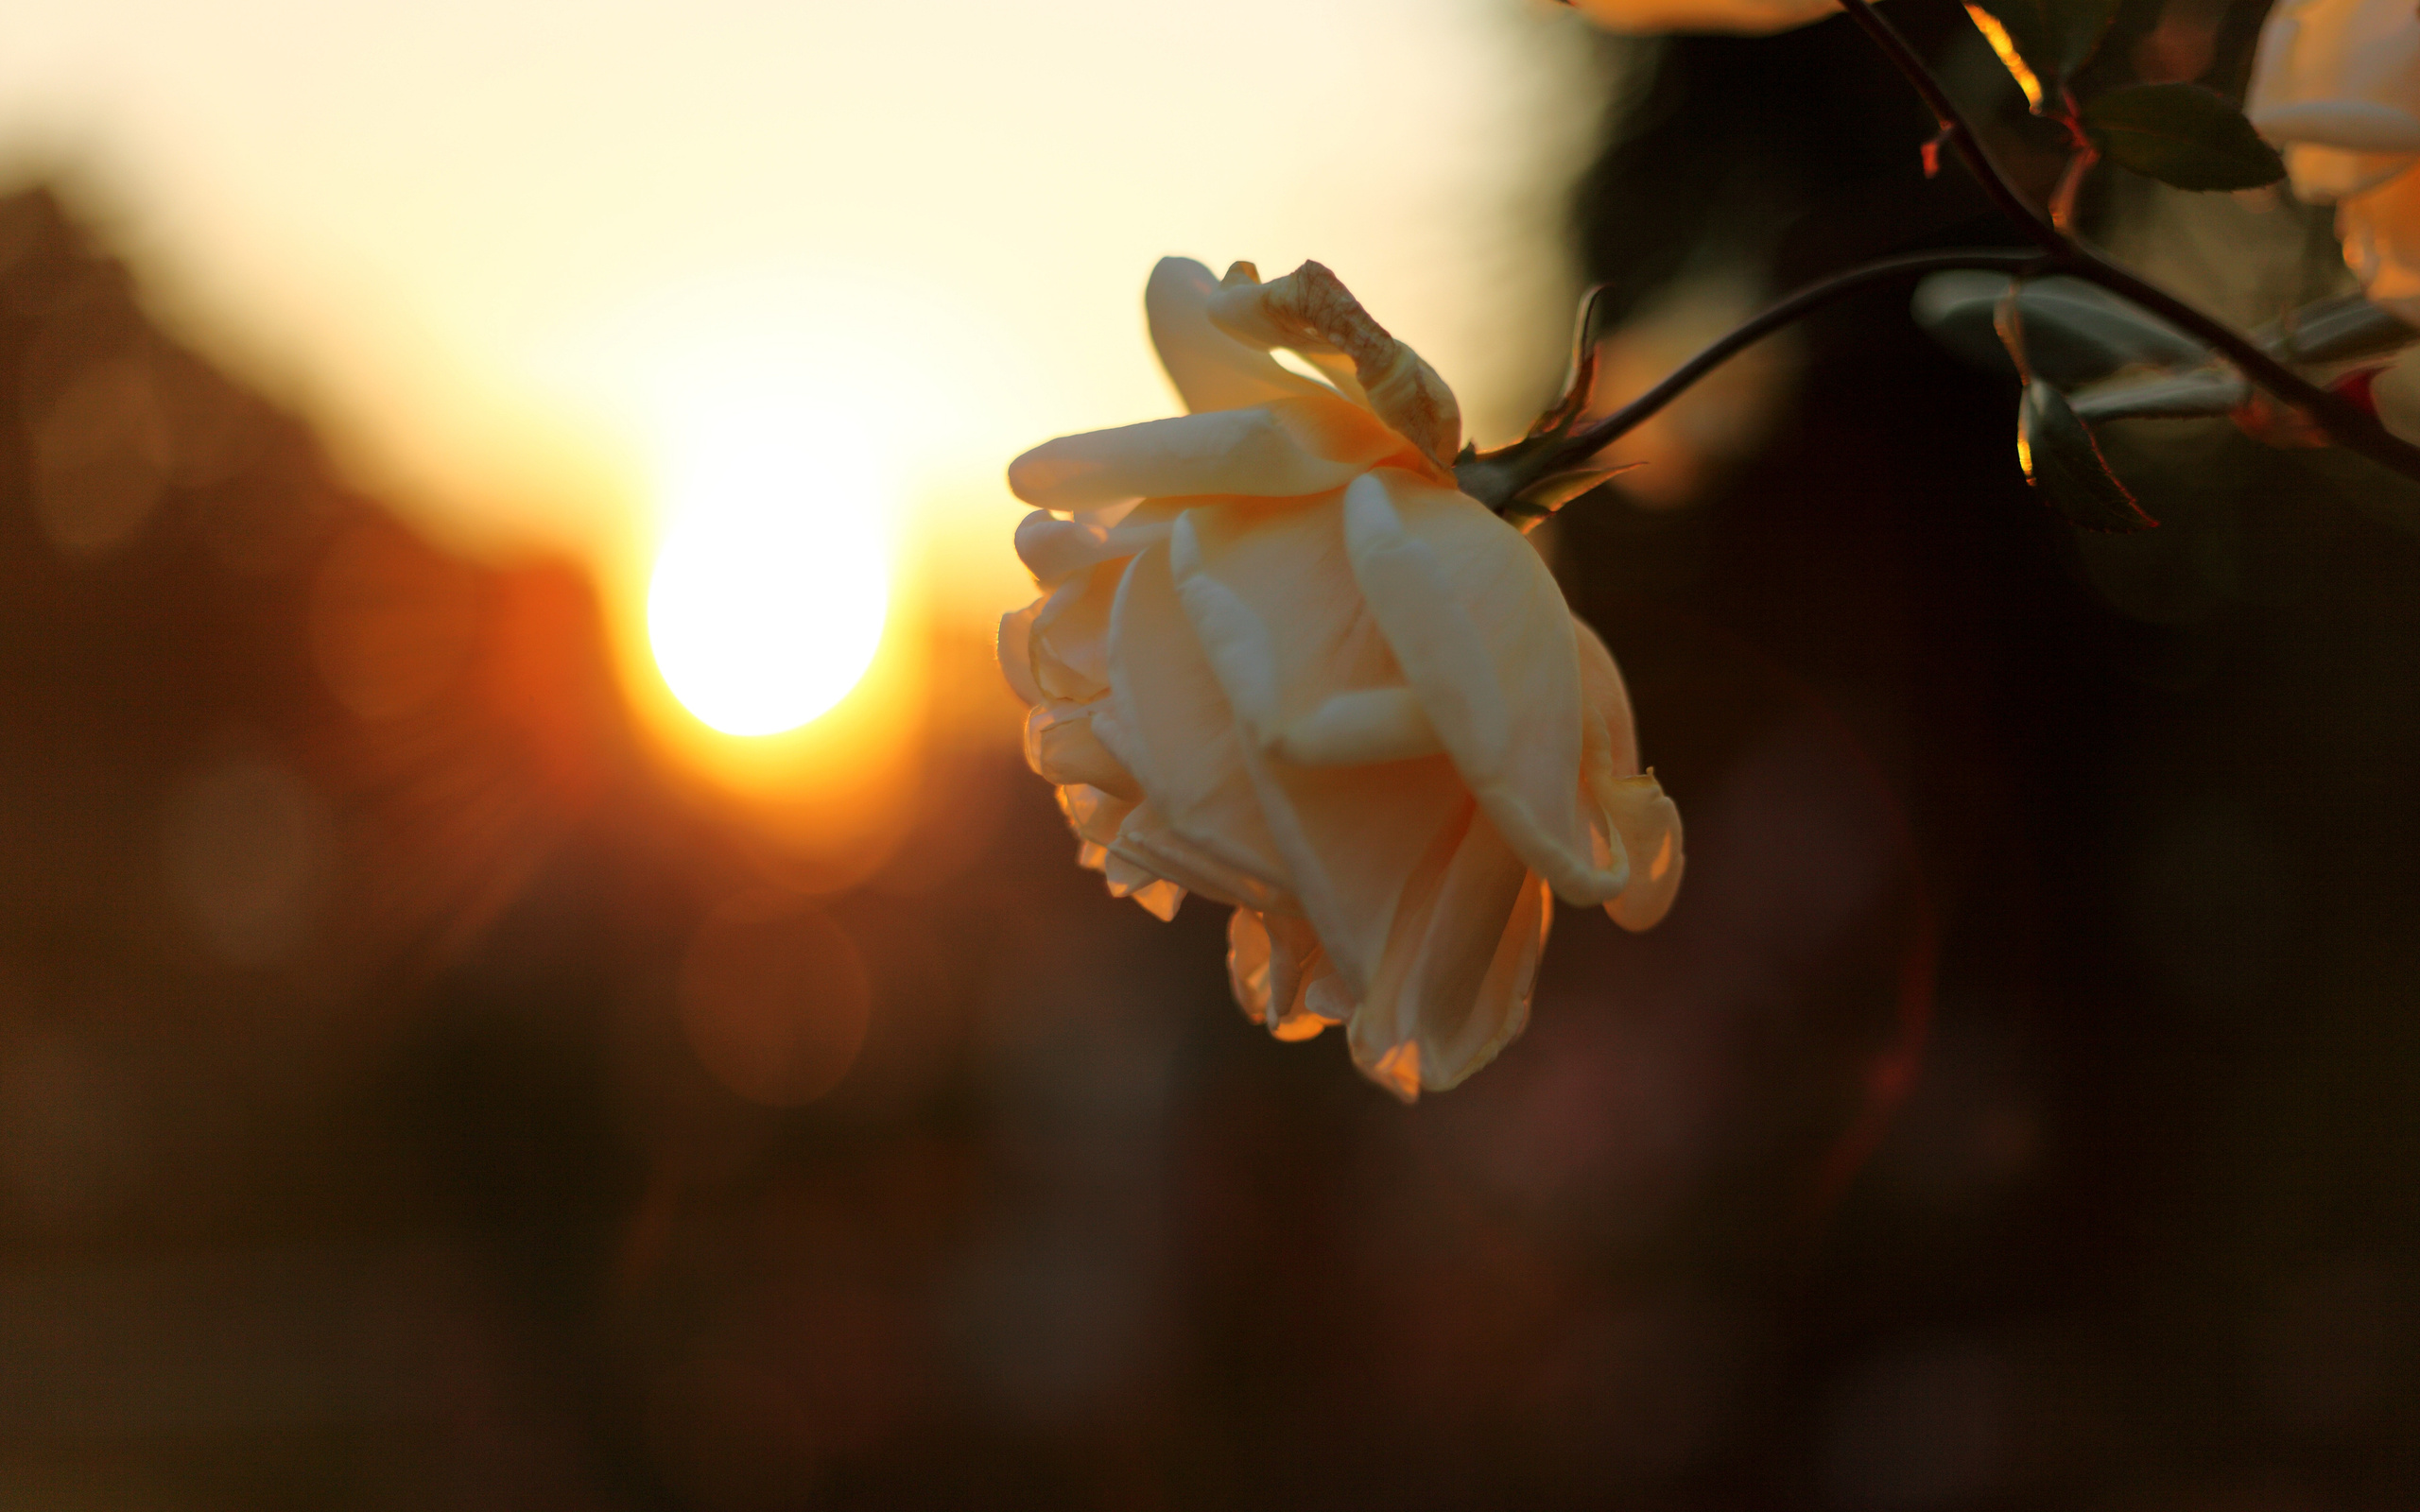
(3, 133), (2420, 1512)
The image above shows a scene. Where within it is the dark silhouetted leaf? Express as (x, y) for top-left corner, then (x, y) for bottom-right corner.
(2082, 83), (2286, 191)
(1969, 0), (2120, 93)
(2018, 379), (2157, 531)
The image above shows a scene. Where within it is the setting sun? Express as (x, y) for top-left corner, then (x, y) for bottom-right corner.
(644, 369), (890, 737)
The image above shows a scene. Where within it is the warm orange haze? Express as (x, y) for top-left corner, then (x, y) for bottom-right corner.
(0, 0), (1612, 786)
(9, 0), (2420, 1502)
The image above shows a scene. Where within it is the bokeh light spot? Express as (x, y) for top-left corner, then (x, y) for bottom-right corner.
(679, 893), (872, 1107)
(163, 751), (329, 968)
(311, 521), (481, 722)
(33, 354), (171, 558)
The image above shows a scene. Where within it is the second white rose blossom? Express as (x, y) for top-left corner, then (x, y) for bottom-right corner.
(998, 257), (1683, 1100)
(2249, 0), (2420, 322)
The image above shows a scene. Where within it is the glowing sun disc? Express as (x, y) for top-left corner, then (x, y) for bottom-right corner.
(647, 490), (888, 737)
(618, 291), (912, 739)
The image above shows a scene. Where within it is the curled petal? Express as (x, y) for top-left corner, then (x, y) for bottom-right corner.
(1026, 701), (1140, 799)
(998, 600), (1045, 706)
(1028, 558), (1128, 701)
(1305, 973), (1355, 1025)
(1271, 1011), (1328, 1041)
(1342, 470), (1626, 907)
(1106, 538), (1295, 897)
(1603, 771), (1685, 931)
(1228, 907), (1275, 1021)
(1057, 782), (1136, 847)
(1206, 261), (1461, 473)
(1167, 498), (1473, 993)
(1013, 502), (1181, 588)
(1233, 754), (1472, 1003)
(1345, 805), (1548, 1100)
(1130, 881), (1185, 920)
(1164, 498), (1402, 741)
(1573, 617), (1642, 782)
(1148, 257), (1335, 414)
(1270, 686), (1444, 767)
(1226, 908), (1343, 1041)
(1008, 399), (1407, 511)
(1112, 803), (1290, 914)
(1572, 616), (1655, 902)
(1100, 850), (1185, 920)
(1213, 261), (1369, 401)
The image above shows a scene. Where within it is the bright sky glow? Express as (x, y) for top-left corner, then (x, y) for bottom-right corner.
(0, 0), (1614, 750)
(564, 274), (937, 734)
(644, 383), (890, 737)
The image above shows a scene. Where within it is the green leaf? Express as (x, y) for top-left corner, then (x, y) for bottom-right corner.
(2018, 380), (2158, 532)
(1969, 0), (2119, 93)
(2081, 83), (2286, 191)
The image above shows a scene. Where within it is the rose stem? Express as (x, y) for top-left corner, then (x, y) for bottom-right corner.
(1831, 0), (2420, 482)
(1553, 248), (2047, 458)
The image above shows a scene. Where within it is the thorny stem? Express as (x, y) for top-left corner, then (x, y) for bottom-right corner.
(1475, 0), (2420, 507)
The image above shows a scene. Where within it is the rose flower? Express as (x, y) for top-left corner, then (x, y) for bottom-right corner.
(2249, 0), (2420, 321)
(998, 258), (1682, 1100)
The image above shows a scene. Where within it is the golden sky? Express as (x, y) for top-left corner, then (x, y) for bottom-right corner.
(2, 0), (1614, 751)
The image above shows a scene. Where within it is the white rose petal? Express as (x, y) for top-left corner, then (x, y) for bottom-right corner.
(1008, 399), (1408, 512)
(996, 258), (1685, 1096)
(1147, 256), (1334, 416)
(2251, 0), (2420, 313)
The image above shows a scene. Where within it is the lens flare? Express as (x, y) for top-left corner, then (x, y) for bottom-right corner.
(645, 380), (890, 737)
